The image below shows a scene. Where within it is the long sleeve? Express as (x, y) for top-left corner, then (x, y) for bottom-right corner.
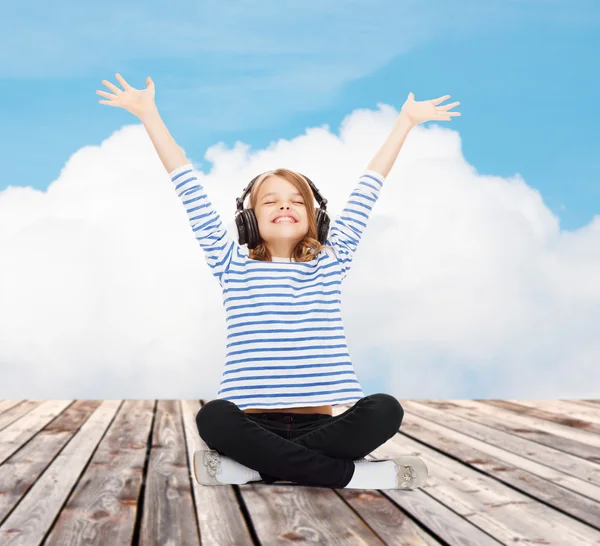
(169, 163), (238, 287)
(326, 169), (385, 280)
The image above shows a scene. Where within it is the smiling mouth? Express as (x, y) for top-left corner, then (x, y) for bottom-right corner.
(272, 218), (298, 224)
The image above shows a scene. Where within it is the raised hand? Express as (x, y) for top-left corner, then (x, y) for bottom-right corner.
(96, 73), (156, 119)
(400, 92), (461, 126)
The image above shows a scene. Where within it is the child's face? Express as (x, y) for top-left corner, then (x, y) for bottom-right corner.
(254, 175), (309, 247)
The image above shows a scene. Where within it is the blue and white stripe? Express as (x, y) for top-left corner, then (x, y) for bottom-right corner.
(170, 163), (385, 410)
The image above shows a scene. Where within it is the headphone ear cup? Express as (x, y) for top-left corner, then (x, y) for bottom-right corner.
(237, 209), (260, 249)
(315, 209), (330, 245)
(235, 212), (248, 245)
(246, 210), (260, 249)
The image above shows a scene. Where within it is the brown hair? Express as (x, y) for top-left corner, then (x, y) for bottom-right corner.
(247, 168), (332, 262)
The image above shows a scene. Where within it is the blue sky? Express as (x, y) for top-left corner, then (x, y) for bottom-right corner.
(1, 0), (599, 231)
(2, 1), (600, 401)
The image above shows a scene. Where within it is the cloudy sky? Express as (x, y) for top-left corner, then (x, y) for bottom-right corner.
(1, 0), (599, 401)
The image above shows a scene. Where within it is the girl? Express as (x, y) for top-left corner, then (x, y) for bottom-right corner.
(97, 74), (460, 490)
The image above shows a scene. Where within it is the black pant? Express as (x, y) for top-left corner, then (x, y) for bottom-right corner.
(195, 392), (404, 488)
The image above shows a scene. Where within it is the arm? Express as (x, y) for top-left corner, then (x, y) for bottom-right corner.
(328, 93), (461, 277)
(326, 114), (412, 279)
(139, 106), (189, 173)
(168, 163), (237, 287)
(140, 107), (237, 287)
(366, 92), (461, 177)
(97, 74), (239, 286)
(326, 169), (385, 280)
(366, 111), (414, 178)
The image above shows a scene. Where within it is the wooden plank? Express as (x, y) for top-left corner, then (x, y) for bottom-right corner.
(0, 400), (46, 432)
(445, 400), (600, 462)
(400, 400), (600, 529)
(481, 399), (600, 451)
(0, 400), (73, 465)
(0, 400), (121, 546)
(138, 400), (199, 546)
(2, 398), (591, 544)
(336, 488), (443, 546)
(569, 400), (600, 410)
(407, 400), (600, 488)
(180, 399), (254, 546)
(0, 401), (22, 416)
(240, 483), (387, 545)
(380, 403), (600, 544)
(42, 400), (155, 546)
(333, 404), (500, 546)
(507, 400), (600, 426)
(0, 400), (101, 525)
(332, 405), (451, 546)
(480, 400), (600, 437)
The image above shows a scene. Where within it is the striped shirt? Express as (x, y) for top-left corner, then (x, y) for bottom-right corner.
(169, 163), (385, 410)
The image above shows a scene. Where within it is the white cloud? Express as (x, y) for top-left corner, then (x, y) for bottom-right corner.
(1, 104), (599, 400)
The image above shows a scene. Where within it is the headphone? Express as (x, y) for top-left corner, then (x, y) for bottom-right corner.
(235, 171), (331, 249)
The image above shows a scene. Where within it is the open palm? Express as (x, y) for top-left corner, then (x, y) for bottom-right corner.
(96, 73), (156, 118)
(401, 92), (461, 126)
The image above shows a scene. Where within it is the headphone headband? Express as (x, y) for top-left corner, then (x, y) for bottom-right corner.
(236, 172), (328, 212)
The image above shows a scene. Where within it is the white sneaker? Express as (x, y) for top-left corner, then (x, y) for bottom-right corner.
(193, 449), (224, 486)
(370, 455), (428, 489)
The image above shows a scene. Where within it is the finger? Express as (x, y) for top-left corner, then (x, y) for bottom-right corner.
(432, 94), (451, 105)
(115, 73), (131, 89)
(101, 79), (121, 94)
(448, 111), (461, 116)
(98, 100), (120, 107)
(96, 90), (117, 99)
(439, 101), (460, 111)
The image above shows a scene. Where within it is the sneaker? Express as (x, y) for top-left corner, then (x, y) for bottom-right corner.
(371, 455), (428, 490)
(193, 449), (224, 486)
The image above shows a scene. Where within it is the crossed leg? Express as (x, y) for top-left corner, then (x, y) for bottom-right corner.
(196, 393), (403, 487)
(291, 393), (404, 459)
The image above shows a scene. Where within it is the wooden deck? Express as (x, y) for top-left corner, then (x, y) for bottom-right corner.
(0, 399), (599, 545)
